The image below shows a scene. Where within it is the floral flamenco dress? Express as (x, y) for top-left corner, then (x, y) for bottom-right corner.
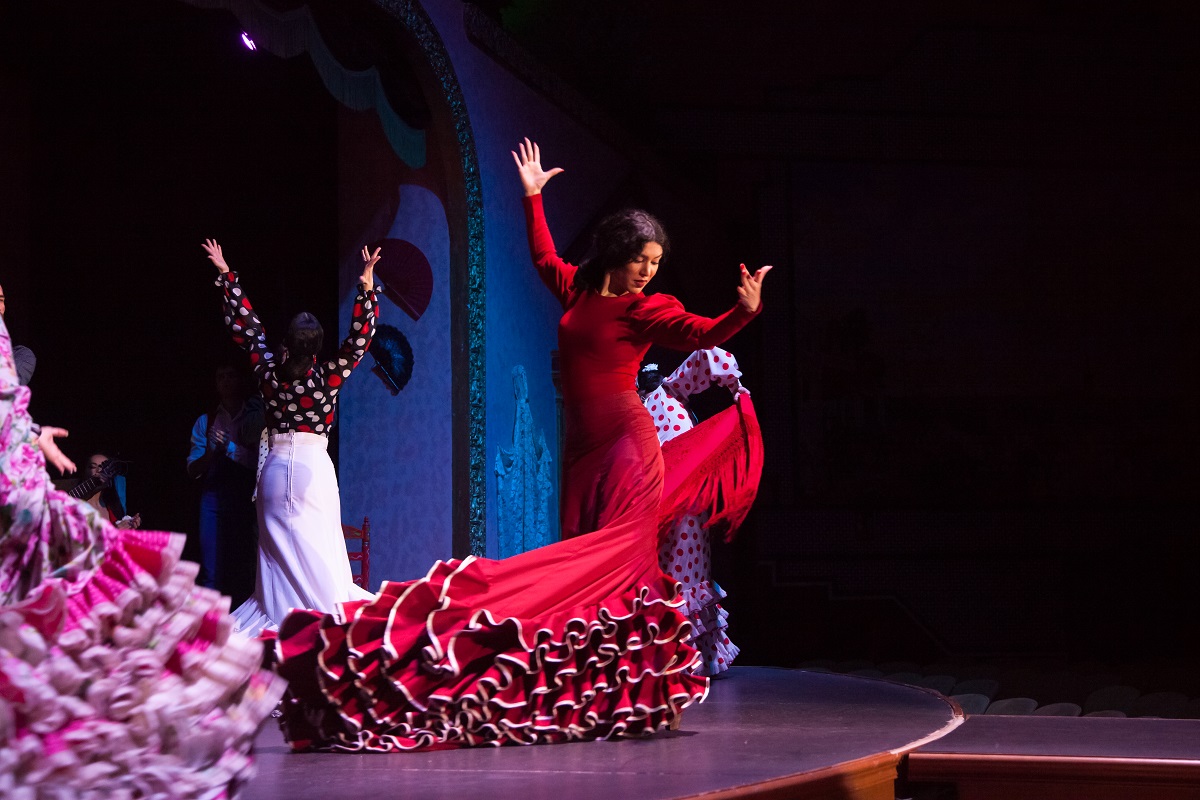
(270, 194), (763, 752)
(0, 318), (284, 798)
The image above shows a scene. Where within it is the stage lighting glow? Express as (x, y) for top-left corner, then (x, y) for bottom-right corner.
(241, 32), (257, 50)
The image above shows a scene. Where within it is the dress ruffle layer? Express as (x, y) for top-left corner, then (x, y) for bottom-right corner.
(660, 524), (740, 678)
(0, 528), (285, 798)
(2, 318), (284, 797)
(275, 556), (708, 752)
(682, 580), (740, 677)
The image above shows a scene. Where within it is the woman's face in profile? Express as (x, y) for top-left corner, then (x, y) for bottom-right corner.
(609, 241), (663, 295)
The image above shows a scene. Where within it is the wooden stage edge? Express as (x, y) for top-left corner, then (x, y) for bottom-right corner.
(905, 714), (1200, 800)
(688, 696), (965, 800)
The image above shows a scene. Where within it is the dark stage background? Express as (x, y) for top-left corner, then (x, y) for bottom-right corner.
(484, 0), (1200, 669)
(3, 0), (1199, 673)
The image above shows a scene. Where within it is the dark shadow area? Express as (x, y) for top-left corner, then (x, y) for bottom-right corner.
(480, 1), (1200, 671)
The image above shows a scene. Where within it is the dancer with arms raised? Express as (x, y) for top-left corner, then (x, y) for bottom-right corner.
(201, 239), (380, 635)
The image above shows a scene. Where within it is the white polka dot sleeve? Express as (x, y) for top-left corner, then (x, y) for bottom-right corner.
(663, 347), (744, 399)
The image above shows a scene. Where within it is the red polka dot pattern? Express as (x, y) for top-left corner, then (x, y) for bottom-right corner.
(645, 346), (746, 677)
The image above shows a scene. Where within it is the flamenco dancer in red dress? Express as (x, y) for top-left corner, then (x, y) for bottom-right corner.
(271, 139), (770, 751)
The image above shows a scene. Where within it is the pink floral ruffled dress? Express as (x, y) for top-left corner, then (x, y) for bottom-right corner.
(0, 318), (284, 798)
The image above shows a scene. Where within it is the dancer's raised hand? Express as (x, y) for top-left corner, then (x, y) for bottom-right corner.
(736, 264), (772, 314)
(37, 426), (76, 475)
(512, 137), (564, 196)
(202, 239), (230, 274)
(360, 245), (381, 291)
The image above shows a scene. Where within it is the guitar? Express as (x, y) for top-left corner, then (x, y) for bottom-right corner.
(67, 458), (129, 500)
(69, 458), (141, 528)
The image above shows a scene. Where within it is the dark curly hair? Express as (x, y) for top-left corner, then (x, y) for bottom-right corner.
(573, 208), (670, 293)
(637, 363), (665, 396)
(278, 312), (324, 383)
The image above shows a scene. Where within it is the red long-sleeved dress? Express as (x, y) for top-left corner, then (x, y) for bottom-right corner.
(523, 193), (760, 540)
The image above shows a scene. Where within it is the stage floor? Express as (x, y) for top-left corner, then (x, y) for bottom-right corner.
(240, 667), (961, 800)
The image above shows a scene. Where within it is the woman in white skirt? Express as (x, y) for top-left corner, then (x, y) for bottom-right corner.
(202, 239), (380, 636)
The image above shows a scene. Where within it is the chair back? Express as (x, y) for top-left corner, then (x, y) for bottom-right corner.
(342, 516), (371, 589)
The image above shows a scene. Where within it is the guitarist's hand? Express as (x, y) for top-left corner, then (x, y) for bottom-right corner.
(116, 513), (142, 530)
(37, 426), (77, 475)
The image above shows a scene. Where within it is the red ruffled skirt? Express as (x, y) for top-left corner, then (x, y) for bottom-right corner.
(273, 392), (761, 751)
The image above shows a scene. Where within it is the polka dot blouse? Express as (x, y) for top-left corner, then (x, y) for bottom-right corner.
(643, 347), (743, 442)
(216, 272), (378, 436)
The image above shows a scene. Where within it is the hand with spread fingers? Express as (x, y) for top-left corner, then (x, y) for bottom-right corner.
(202, 239), (231, 274)
(512, 137), (564, 197)
(37, 426), (76, 475)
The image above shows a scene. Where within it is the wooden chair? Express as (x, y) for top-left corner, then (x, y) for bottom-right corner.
(342, 516), (370, 589)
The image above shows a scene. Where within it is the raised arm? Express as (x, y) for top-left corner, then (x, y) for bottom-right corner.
(631, 263), (770, 351)
(324, 246), (381, 376)
(663, 347), (745, 398)
(631, 294), (760, 352)
(203, 239), (273, 378)
(513, 138), (575, 305)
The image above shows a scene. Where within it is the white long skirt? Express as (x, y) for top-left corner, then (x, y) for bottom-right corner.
(232, 432), (372, 636)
